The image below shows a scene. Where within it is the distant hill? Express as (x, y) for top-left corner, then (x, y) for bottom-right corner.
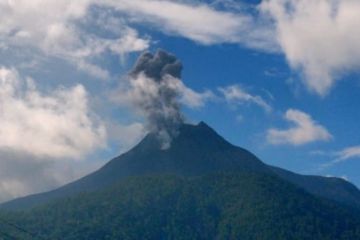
(0, 122), (360, 239)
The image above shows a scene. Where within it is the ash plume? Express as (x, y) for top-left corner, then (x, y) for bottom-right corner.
(129, 49), (185, 149)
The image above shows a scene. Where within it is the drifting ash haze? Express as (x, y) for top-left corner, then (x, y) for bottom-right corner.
(128, 50), (185, 149)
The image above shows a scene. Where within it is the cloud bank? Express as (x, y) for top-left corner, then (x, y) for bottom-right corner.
(0, 67), (108, 202)
(260, 0), (360, 95)
(0, 67), (106, 159)
(0, 0), (149, 78)
(103, 0), (274, 50)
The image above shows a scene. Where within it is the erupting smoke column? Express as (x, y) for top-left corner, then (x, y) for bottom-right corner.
(129, 49), (185, 149)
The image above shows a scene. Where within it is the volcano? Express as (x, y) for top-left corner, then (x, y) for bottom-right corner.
(1, 122), (360, 239)
(2, 122), (360, 210)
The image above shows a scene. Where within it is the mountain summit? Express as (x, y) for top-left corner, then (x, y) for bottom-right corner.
(1, 122), (360, 210)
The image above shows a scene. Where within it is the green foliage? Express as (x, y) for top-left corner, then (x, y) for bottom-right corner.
(1, 172), (360, 240)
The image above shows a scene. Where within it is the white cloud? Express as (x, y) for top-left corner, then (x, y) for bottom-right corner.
(0, 0), (149, 78)
(219, 84), (272, 112)
(260, 0), (360, 95)
(0, 67), (108, 202)
(267, 109), (332, 145)
(103, 0), (250, 44)
(317, 145), (360, 170)
(0, 0), (273, 78)
(336, 145), (360, 161)
(0, 67), (106, 159)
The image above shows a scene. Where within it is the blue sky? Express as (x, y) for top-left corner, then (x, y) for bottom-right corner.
(0, 0), (359, 202)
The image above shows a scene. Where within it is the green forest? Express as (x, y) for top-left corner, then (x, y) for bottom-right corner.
(1, 172), (360, 240)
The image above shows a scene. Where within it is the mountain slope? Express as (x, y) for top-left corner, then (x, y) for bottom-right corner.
(1, 172), (360, 240)
(1, 122), (360, 211)
(271, 166), (360, 209)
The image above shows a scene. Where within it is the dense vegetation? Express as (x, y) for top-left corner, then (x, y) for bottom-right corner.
(1, 172), (360, 240)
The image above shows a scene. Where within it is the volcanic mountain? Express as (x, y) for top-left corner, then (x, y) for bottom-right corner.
(0, 122), (360, 239)
(1, 122), (360, 210)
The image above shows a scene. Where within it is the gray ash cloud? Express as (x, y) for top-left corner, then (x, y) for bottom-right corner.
(131, 50), (183, 80)
(129, 49), (185, 149)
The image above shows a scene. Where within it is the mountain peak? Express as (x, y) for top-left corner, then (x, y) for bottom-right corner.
(139, 122), (228, 152)
(99, 121), (268, 179)
(197, 121), (209, 127)
(168, 122), (232, 152)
